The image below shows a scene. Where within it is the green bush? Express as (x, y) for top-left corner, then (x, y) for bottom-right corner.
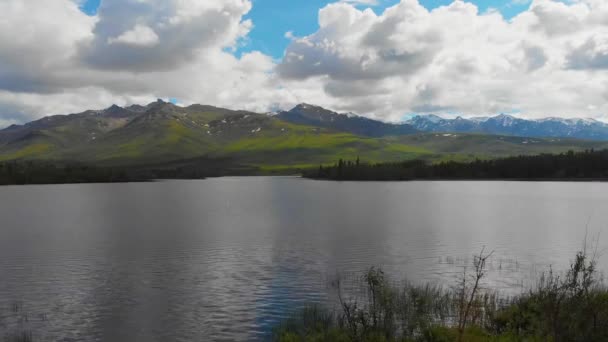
(275, 251), (608, 342)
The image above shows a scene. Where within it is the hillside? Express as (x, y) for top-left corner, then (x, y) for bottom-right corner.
(1, 101), (608, 175)
(0, 101), (429, 171)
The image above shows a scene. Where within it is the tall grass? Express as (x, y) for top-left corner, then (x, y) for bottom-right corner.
(274, 250), (608, 342)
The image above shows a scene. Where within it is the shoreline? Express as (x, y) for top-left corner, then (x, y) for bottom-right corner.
(302, 176), (608, 183)
(3, 175), (608, 186)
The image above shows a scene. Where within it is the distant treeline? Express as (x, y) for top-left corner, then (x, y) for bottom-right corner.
(0, 157), (250, 185)
(305, 149), (608, 181)
(0, 161), (133, 185)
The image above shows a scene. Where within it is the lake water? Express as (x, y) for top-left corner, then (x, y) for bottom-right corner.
(0, 177), (607, 341)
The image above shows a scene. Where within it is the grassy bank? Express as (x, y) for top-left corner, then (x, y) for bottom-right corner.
(274, 250), (608, 341)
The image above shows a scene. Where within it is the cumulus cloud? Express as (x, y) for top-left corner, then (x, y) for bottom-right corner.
(278, 2), (441, 82)
(80, 0), (254, 71)
(0, 0), (96, 94)
(107, 24), (160, 47)
(0, 0), (287, 124)
(277, 0), (608, 121)
(1, 0), (608, 126)
(567, 36), (608, 70)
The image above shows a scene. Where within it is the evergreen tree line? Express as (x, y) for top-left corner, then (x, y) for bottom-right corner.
(0, 161), (133, 185)
(305, 149), (608, 181)
(0, 156), (244, 185)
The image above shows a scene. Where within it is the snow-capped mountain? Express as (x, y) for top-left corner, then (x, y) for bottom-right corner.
(406, 114), (608, 141)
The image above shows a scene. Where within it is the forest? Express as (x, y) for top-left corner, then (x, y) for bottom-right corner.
(305, 149), (608, 181)
(4, 149), (608, 185)
(0, 156), (247, 185)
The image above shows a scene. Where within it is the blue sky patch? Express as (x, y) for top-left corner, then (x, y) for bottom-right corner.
(79, 0), (100, 15)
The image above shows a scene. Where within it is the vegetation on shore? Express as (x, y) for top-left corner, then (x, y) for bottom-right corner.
(305, 149), (608, 181)
(0, 156), (252, 185)
(0, 160), (134, 185)
(4, 148), (608, 185)
(274, 249), (608, 341)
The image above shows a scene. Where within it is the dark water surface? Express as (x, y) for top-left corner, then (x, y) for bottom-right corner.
(0, 177), (607, 341)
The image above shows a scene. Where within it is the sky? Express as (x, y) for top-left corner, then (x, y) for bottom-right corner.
(240, 0), (533, 58)
(80, 0), (534, 58)
(0, 0), (607, 126)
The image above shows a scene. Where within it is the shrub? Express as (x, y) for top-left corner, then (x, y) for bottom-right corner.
(275, 250), (608, 342)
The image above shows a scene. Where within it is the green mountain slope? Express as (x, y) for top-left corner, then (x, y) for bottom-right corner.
(1, 101), (608, 174)
(0, 107), (136, 161)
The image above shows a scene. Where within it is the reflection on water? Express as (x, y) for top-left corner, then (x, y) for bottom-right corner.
(0, 178), (607, 341)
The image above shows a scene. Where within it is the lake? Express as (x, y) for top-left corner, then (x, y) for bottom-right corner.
(0, 177), (607, 341)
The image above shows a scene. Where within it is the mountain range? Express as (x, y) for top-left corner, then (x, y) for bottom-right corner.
(1, 101), (607, 174)
(406, 114), (608, 141)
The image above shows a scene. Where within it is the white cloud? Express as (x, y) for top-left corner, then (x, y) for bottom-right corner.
(108, 24), (160, 47)
(0, 0), (96, 93)
(0, 0), (608, 126)
(567, 35), (608, 70)
(277, 0), (608, 121)
(80, 0), (254, 71)
(0, 0), (284, 124)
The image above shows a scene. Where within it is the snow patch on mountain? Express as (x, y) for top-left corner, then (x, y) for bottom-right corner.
(406, 114), (608, 140)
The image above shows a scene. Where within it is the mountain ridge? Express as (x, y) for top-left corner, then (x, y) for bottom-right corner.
(276, 103), (418, 137)
(406, 113), (608, 141)
(2, 102), (608, 174)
